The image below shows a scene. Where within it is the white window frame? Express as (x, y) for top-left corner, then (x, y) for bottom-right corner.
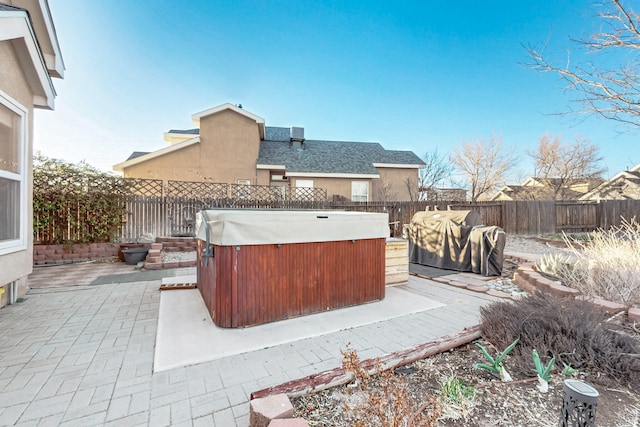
(0, 90), (28, 255)
(351, 181), (369, 202)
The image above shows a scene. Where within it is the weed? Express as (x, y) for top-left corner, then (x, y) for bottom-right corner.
(340, 346), (442, 427)
(438, 373), (477, 421)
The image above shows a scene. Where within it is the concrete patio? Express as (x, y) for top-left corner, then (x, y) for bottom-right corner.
(0, 262), (499, 426)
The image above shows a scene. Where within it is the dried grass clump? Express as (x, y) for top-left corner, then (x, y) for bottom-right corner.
(479, 292), (640, 390)
(340, 347), (442, 427)
(561, 218), (640, 307)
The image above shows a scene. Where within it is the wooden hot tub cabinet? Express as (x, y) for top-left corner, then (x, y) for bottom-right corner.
(196, 210), (389, 328)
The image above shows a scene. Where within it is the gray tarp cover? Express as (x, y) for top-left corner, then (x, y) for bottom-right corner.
(407, 210), (505, 276)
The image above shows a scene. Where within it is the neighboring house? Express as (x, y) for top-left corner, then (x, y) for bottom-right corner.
(491, 177), (604, 201)
(580, 163), (640, 201)
(0, 0), (64, 307)
(113, 103), (425, 201)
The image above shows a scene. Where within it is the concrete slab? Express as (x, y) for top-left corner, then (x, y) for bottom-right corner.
(153, 285), (445, 372)
(160, 275), (197, 285)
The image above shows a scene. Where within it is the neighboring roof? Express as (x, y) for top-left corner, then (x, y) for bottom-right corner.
(580, 166), (640, 200)
(257, 139), (424, 176)
(127, 151), (150, 161)
(113, 136), (200, 172)
(116, 107), (426, 176)
(168, 128), (199, 135)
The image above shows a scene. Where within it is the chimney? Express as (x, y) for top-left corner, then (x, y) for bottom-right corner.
(290, 127), (304, 141)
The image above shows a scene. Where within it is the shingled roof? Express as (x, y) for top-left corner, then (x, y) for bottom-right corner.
(161, 126), (424, 175)
(257, 127), (424, 175)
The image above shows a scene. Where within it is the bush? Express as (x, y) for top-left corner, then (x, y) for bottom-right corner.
(561, 218), (640, 307)
(33, 153), (128, 244)
(479, 292), (640, 390)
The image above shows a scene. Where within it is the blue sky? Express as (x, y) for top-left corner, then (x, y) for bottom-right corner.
(35, 1), (639, 184)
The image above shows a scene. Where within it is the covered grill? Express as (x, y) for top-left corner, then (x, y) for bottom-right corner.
(405, 209), (505, 276)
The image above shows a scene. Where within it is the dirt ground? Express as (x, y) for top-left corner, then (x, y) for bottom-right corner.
(292, 334), (640, 426)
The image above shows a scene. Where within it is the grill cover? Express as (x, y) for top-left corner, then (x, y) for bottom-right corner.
(406, 210), (505, 276)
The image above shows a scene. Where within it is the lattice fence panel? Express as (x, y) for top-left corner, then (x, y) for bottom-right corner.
(123, 178), (163, 197)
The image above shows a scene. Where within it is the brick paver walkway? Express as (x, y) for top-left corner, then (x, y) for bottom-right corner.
(0, 265), (497, 426)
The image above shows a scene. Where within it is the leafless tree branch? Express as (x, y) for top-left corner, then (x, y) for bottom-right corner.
(528, 0), (640, 126)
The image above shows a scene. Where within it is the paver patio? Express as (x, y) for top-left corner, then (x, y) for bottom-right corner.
(0, 263), (498, 426)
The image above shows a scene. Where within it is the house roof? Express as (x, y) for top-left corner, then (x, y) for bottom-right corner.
(0, 0), (61, 109)
(257, 129), (424, 177)
(116, 108), (425, 176)
(127, 151), (150, 161)
(580, 166), (640, 200)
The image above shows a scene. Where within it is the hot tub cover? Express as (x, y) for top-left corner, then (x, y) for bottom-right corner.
(195, 210), (390, 246)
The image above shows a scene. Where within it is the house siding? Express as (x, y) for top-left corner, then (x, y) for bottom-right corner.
(0, 40), (35, 301)
(123, 110), (262, 184)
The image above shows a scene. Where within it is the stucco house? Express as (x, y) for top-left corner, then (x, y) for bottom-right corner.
(0, 0), (64, 307)
(491, 177), (604, 201)
(579, 163), (640, 201)
(113, 103), (425, 202)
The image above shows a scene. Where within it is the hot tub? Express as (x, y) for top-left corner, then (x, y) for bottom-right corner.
(195, 210), (389, 328)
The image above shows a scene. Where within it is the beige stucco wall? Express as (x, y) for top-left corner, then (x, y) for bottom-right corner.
(0, 40), (35, 300)
(123, 110), (262, 185)
(374, 167), (420, 201)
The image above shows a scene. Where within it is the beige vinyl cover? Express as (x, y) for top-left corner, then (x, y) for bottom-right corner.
(195, 210), (390, 246)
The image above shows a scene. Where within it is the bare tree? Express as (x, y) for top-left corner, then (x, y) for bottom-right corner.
(416, 149), (454, 200)
(451, 135), (518, 202)
(527, 134), (606, 199)
(528, 0), (640, 126)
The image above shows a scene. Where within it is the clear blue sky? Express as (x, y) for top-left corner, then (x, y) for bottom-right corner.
(35, 0), (639, 184)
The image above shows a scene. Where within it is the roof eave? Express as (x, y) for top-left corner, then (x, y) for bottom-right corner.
(113, 137), (201, 172)
(0, 13), (56, 109)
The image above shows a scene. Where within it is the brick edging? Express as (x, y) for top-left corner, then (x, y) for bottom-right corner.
(33, 242), (120, 265)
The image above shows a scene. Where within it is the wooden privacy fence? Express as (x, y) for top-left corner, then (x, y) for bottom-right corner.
(120, 196), (640, 241)
(35, 177), (640, 243)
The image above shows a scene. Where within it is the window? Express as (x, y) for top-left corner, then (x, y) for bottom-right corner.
(0, 91), (27, 254)
(351, 181), (369, 202)
(236, 179), (251, 199)
(295, 179), (314, 199)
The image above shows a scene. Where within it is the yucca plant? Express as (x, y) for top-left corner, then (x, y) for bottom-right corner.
(473, 338), (519, 382)
(532, 349), (555, 393)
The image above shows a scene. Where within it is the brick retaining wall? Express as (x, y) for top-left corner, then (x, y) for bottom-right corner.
(33, 243), (121, 265)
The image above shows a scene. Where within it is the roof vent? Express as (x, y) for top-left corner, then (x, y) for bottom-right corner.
(290, 127), (304, 142)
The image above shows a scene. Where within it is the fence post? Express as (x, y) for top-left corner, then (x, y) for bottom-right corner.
(559, 379), (598, 427)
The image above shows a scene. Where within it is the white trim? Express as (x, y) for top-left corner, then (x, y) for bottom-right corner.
(579, 167), (640, 201)
(113, 137), (200, 172)
(256, 164), (286, 170)
(12, 0), (66, 78)
(285, 171), (380, 179)
(372, 163), (424, 169)
(0, 13), (56, 109)
(0, 90), (28, 255)
(163, 131), (199, 143)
